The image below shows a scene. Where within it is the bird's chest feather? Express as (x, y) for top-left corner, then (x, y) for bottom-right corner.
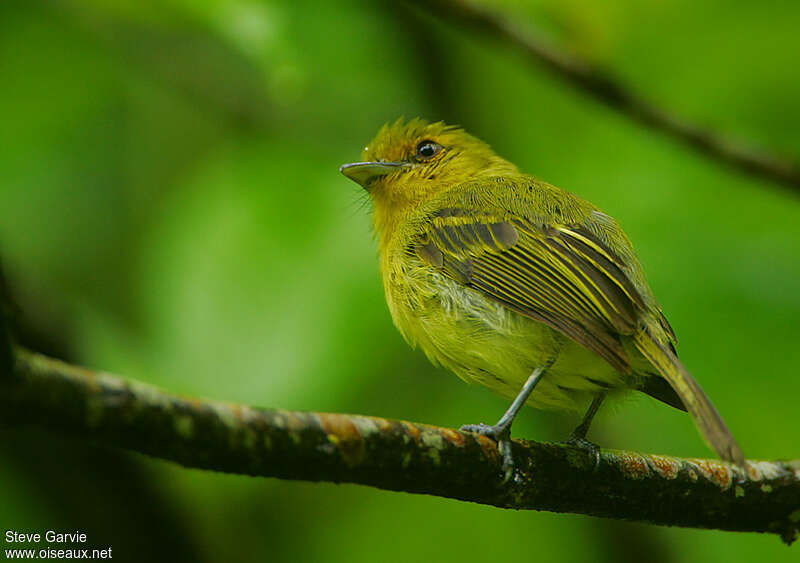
(380, 247), (553, 391)
(382, 251), (510, 347)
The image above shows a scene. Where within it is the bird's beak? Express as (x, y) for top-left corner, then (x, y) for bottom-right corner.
(339, 161), (409, 189)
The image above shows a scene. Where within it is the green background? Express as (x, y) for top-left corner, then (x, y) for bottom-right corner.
(2, 0), (799, 561)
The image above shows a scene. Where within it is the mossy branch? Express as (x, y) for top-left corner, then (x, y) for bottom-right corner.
(411, 0), (800, 193)
(2, 348), (798, 544)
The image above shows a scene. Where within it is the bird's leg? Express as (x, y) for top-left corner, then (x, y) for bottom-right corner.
(563, 393), (606, 469)
(460, 365), (546, 478)
(569, 392), (606, 442)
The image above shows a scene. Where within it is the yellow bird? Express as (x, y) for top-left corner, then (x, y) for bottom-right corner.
(340, 118), (744, 468)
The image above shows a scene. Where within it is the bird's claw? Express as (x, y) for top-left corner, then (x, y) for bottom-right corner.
(562, 435), (601, 471)
(460, 423), (517, 482)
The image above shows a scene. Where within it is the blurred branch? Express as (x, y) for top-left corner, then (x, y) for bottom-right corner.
(3, 349), (799, 544)
(409, 0), (800, 193)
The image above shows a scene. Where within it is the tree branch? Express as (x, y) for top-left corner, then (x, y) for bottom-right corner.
(408, 0), (800, 193)
(2, 348), (798, 544)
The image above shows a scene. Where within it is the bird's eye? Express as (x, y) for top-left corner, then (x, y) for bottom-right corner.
(415, 140), (443, 160)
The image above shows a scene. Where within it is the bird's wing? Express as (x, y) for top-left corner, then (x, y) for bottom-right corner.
(414, 201), (650, 373)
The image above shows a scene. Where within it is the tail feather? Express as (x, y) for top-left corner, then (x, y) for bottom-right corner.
(634, 331), (745, 466)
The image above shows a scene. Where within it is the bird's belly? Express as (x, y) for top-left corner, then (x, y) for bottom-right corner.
(386, 263), (625, 412)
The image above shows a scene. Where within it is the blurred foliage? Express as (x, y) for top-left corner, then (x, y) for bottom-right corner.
(1, 0), (799, 561)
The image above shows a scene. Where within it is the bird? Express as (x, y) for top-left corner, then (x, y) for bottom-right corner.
(339, 118), (744, 471)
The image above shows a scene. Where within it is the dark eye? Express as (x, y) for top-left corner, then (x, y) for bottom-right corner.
(415, 140), (443, 160)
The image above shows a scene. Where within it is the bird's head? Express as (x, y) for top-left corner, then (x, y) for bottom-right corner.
(340, 118), (517, 232)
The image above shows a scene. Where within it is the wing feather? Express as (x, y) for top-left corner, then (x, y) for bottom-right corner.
(418, 207), (651, 372)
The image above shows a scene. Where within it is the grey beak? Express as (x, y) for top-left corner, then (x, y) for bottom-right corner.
(339, 161), (409, 188)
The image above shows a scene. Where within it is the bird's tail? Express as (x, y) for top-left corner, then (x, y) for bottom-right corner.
(633, 331), (745, 466)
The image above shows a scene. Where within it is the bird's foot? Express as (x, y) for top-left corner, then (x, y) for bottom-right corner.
(459, 422), (516, 482)
(561, 434), (601, 471)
